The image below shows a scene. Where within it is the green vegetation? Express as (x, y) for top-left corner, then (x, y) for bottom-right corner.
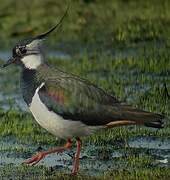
(0, 0), (170, 50)
(0, 0), (170, 179)
(1, 165), (170, 180)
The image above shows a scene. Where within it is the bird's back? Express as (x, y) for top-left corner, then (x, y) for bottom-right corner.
(25, 64), (164, 129)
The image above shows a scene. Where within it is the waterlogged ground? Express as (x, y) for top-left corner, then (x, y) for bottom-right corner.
(0, 0), (170, 179)
(0, 42), (169, 179)
(0, 136), (170, 173)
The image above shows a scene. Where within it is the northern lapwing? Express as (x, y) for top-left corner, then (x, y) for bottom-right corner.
(2, 9), (164, 175)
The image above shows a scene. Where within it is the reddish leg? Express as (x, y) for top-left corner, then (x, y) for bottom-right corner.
(24, 139), (72, 166)
(71, 137), (81, 175)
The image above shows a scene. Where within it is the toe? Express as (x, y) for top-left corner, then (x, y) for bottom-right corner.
(23, 152), (45, 165)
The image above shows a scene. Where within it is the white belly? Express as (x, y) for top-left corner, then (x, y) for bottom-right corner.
(29, 83), (102, 139)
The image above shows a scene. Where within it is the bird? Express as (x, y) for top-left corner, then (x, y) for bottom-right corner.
(2, 9), (164, 175)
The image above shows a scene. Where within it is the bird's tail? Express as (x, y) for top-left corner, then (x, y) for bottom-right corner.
(107, 105), (164, 128)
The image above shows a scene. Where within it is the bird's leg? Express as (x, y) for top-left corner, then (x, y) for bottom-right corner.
(24, 139), (72, 166)
(71, 137), (81, 175)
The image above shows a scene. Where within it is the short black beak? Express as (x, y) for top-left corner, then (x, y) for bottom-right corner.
(2, 57), (16, 68)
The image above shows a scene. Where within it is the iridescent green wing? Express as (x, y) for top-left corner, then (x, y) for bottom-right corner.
(38, 70), (120, 126)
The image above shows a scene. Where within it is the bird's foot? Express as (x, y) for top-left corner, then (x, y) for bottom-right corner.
(24, 151), (46, 166)
(23, 139), (72, 166)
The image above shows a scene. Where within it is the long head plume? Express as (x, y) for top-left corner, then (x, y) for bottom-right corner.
(2, 4), (70, 68)
(33, 4), (70, 40)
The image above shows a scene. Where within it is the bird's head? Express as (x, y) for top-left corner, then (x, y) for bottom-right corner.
(3, 38), (44, 69)
(3, 5), (69, 70)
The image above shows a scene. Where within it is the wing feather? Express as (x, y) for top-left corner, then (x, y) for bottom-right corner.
(37, 69), (120, 126)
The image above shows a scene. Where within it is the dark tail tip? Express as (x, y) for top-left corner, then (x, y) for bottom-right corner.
(144, 115), (164, 129)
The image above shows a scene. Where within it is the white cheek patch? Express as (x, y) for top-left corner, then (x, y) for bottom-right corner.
(21, 54), (43, 69)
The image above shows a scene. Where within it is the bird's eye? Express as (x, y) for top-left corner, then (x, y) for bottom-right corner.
(16, 46), (27, 56)
(19, 47), (27, 54)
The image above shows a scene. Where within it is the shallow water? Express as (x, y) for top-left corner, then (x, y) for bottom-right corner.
(0, 47), (169, 111)
(0, 39), (163, 62)
(0, 136), (169, 175)
(129, 137), (170, 170)
(0, 41), (169, 176)
(129, 137), (170, 150)
(0, 51), (71, 62)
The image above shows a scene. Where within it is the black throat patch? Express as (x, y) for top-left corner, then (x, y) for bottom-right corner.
(21, 68), (40, 105)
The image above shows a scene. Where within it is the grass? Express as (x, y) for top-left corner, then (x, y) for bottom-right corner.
(0, 0), (170, 49)
(0, 48), (169, 145)
(1, 161), (170, 180)
(0, 49), (169, 178)
(0, 0), (170, 179)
